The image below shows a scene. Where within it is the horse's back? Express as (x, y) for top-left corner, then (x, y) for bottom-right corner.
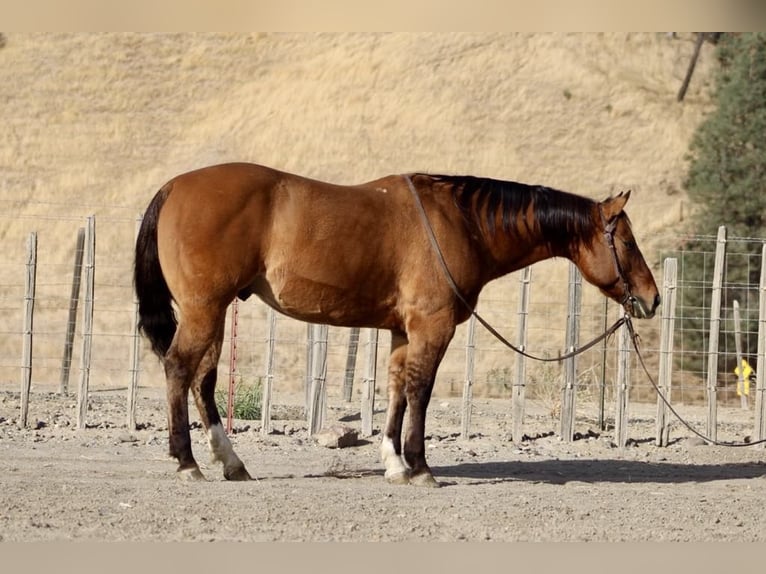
(163, 162), (405, 207)
(165, 162), (282, 200)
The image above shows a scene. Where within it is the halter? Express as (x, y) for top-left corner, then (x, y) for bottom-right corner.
(598, 203), (636, 315)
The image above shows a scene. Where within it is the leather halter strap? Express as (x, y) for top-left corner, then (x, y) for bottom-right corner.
(598, 203), (634, 312)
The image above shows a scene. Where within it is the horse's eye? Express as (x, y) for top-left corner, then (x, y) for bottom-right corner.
(623, 240), (636, 251)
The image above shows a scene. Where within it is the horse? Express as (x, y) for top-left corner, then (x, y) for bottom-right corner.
(134, 162), (660, 486)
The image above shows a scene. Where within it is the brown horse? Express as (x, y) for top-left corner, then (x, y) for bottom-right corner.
(134, 162), (660, 486)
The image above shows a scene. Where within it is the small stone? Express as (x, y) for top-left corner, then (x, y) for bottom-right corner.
(314, 424), (358, 448)
(687, 437), (708, 447)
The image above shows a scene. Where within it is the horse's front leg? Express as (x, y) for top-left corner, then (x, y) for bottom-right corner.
(381, 332), (409, 484)
(401, 320), (455, 488)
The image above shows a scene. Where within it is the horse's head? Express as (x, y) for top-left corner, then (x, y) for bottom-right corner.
(575, 191), (660, 319)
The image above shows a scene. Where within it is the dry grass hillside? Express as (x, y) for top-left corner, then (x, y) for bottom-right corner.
(0, 33), (718, 397)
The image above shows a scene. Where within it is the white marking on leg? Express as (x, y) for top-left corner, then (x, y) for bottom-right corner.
(380, 436), (408, 482)
(207, 423), (243, 470)
(178, 467), (206, 481)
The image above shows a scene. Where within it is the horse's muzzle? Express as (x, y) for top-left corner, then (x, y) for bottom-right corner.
(628, 293), (661, 319)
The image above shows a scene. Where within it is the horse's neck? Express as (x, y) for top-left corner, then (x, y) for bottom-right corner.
(483, 219), (569, 280)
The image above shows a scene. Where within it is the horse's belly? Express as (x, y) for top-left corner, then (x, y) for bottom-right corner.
(253, 270), (397, 329)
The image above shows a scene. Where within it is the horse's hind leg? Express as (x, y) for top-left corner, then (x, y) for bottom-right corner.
(380, 332), (409, 484)
(164, 306), (239, 481)
(190, 323), (252, 481)
(164, 324), (208, 481)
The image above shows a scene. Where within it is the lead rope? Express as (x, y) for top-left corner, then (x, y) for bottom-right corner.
(624, 316), (766, 447)
(407, 174), (766, 448)
(405, 174), (625, 363)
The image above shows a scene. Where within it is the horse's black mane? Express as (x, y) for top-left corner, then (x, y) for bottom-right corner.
(424, 174), (596, 251)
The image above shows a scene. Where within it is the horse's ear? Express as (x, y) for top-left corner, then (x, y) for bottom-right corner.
(600, 190), (631, 221)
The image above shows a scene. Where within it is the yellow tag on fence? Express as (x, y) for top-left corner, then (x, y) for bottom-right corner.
(734, 359), (753, 396)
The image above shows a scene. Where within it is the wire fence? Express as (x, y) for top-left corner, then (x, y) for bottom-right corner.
(659, 232), (765, 405)
(1, 208), (765, 438)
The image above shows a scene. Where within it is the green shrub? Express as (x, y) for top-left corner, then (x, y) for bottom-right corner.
(215, 377), (262, 420)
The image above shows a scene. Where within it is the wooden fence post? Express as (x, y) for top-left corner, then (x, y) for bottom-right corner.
(732, 300), (749, 409)
(261, 308), (276, 436)
(753, 244), (766, 447)
(127, 217), (141, 430)
(656, 257), (678, 447)
(560, 263), (581, 442)
(308, 324), (328, 435)
(460, 313), (477, 440)
(615, 321), (631, 448)
(76, 216), (96, 429)
(20, 232), (38, 428)
(512, 266), (532, 445)
(360, 328), (379, 437)
(59, 227), (85, 396)
(706, 225), (727, 442)
(342, 327), (360, 402)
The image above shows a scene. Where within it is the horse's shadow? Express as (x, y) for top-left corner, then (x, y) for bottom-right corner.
(430, 458), (766, 486)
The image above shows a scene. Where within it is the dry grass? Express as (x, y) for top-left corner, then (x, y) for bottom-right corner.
(0, 33), (718, 394)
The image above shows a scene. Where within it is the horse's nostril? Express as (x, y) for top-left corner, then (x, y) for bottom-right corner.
(653, 293), (661, 310)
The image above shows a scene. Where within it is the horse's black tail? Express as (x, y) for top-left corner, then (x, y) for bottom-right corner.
(134, 185), (176, 361)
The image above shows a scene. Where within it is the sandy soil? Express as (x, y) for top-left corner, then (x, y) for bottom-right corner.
(1, 385), (764, 542)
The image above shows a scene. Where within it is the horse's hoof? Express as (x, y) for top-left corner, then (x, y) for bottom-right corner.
(384, 470), (410, 485)
(409, 472), (440, 488)
(177, 467), (207, 481)
(224, 465), (253, 481)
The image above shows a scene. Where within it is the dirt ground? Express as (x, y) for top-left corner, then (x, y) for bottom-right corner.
(2, 33), (763, 548)
(1, 384), (765, 542)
